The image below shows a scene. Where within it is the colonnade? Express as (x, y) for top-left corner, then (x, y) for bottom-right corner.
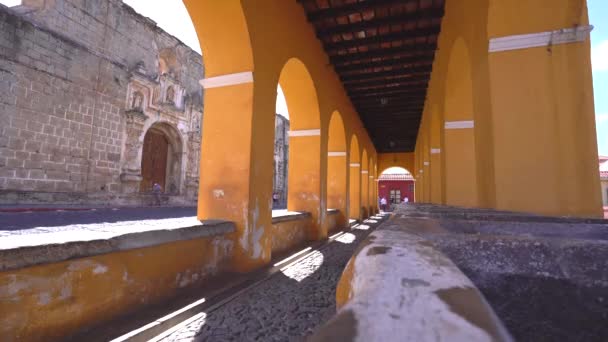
(183, 0), (603, 272)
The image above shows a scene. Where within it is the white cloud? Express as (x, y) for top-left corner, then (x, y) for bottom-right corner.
(592, 40), (608, 72)
(597, 113), (608, 122)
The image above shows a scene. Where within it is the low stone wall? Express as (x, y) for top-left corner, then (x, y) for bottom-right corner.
(0, 221), (235, 342)
(311, 213), (512, 341)
(315, 203), (608, 341)
(271, 211), (312, 255)
(326, 209), (340, 233)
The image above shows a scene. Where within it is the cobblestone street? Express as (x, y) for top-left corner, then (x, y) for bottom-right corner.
(157, 221), (381, 342)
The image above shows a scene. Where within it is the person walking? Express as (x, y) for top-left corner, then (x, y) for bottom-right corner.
(152, 182), (162, 206)
(380, 197), (387, 212)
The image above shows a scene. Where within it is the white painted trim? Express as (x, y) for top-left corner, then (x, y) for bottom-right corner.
(431, 148), (441, 154)
(199, 71), (253, 89)
(424, 161), (430, 166)
(328, 151), (347, 157)
(288, 129), (321, 137)
(489, 25), (593, 53)
(361, 170), (369, 174)
(350, 163), (360, 167)
(445, 120), (474, 129)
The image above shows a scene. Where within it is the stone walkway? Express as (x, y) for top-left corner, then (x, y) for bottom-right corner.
(155, 220), (382, 342)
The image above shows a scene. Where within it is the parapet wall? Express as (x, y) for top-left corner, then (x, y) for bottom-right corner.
(0, 220), (235, 341)
(313, 204), (608, 341)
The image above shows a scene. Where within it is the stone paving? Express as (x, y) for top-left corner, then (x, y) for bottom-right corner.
(157, 221), (381, 342)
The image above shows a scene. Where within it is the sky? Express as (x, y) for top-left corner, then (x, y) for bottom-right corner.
(0, 0), (604, 153)
(589, 0), (608, 156)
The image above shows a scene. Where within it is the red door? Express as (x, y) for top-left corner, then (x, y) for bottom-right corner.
(140, 130), (168, 192)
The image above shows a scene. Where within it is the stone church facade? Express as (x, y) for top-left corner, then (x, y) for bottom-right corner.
(0, 0), (289, 206)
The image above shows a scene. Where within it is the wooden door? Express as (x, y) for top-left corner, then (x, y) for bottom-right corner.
(140, 130), (168, 192)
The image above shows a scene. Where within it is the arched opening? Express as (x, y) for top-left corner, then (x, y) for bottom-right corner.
(139, 122), (183, 195)
(368, 156), (374, 215)
(327, 110), (347, 228)
(378, 167), (415, 212)
(443, 37), (478, 207)
(277, 58), (322, 239)
(361, 149), (369, 218)
(349, 135), (361, 220)
(272, 87), (289, 209)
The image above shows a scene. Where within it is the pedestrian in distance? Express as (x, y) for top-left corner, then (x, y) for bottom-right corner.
(380, 197), (387, 212)
(152, 182), (162, 206)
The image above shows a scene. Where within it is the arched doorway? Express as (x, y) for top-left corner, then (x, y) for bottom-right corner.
(378, 167), (415, 212)
(327, 110), (347, 227)
(139, 122), (183, 194)
(278, 58), (322, 239)
(349, 135), (361, 220)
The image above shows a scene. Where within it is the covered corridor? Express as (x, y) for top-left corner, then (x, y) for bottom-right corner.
(1, 0), (605, 341)
(189, 0), (602, 271)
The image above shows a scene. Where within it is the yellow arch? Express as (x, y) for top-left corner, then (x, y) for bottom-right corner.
(349, 135), (361, 219)
(183, 1), (253, 76)
(279, 58), (321, 130)
(327, 111), (347, 227)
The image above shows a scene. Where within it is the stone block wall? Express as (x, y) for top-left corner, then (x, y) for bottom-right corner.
(0, 5), (125, 194)
(0, 0), (289, 206)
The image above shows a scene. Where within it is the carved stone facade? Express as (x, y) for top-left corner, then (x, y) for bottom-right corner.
(273, 114), (289, 209)
(0, 0), (288, 206)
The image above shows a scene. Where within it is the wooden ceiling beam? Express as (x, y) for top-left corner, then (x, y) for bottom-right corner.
(348, 83), (428, 93)
(325, 27), (440, 52)
(340, 65), (432, 82)
(331, 45), (438, 65)
(304, 0), (418, 22)
(317, 8), (444, 38)
(336, 57), (433, 74)
(344, 75), (429, 89)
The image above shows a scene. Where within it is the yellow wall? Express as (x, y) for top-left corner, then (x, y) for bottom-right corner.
(417, 0), (602, 217)
(271, 216), (312, 255)
(183, 0), (378, 271)
(0, 236), (233, 342)
(378, 153), (415, 176)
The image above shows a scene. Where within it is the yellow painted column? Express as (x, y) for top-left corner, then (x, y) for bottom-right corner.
(442, 37), (479, 208)
(423, 118), (432, 203)
(197, 80), (273, 272)
(327, 152), (347, 227)
(429, 107), (443, 204)
(288, 134), (323, 239)
(361, 169), (369, 219)
(487, 0), (602, 217)
(349, 162), (361, 220)
(367, 158), (374, 215)
(186, 1), (274, 273)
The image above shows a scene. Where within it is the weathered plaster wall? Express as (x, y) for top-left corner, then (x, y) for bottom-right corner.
(271, 215), (310, 255)
(326, 210), (339, 233)
(0, 233), (233, 342)
(184, 0), (378, 271)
